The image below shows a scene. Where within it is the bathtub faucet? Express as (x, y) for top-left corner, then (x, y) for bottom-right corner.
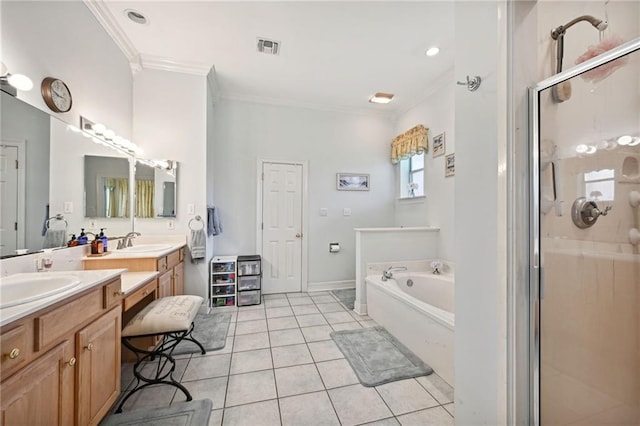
(431, 261), (443, 274)
(381, 266), (407, 281)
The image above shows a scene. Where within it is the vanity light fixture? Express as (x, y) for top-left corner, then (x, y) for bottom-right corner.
(425, 46), (440, 57)
(0, 62), (34, 95)
(617, 135), (633, 146)
(369, 92), (395, 104)
(80, 116), (143, 156)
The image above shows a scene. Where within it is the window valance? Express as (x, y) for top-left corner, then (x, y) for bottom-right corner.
(390, 124), (428, 164)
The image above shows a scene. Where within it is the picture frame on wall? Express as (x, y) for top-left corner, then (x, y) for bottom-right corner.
(336, 173), (370, 191)
(433, 133), (445, 157)
(445, 153), (455, 177)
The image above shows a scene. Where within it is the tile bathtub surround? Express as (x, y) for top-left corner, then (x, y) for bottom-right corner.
(116, 291), (455, 425)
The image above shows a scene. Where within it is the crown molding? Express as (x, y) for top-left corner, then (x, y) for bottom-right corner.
(220, 92), (395, 120)
(82, 0), (139, 72)
(140, 54), (212, 76)
(206, 66), (221, 104)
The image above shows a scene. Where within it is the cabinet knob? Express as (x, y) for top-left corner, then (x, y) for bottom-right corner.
(295, 233), (302, 238)
(85, 343), (94, 351)
(67, 357), (76, 367)
(114, 290), (125, 296)
(8, 348), (20, 359)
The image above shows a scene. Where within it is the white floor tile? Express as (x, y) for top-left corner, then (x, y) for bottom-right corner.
(230, 348), (273, 375)
(416, 374), (454, 404)
(291, 304), (320, 315)
(360, 320), (378, 328)
(308, 340), (345, 362)
(222, 399), (280, 426)
(272, 343), (314, 368)
(316, 359), (359, 389)
(331, 321), (362, 331)
(317, 302), (347, 313)
(263, 293), (288, 300)
(182, 353), (231, 381)
(288, 296), (314, 306)
(286, 292), (307, 299)
(225, 370), (277, 407)
(232, 332), (270, 352)
(234, 319), (268, 335)
(443, 403), (455, 417)
(237, 309), (266, 322)
(329, 384), (393, 426)
(266, 306), (294, 318)
(274, 364), (325, 397)
(267, 316), (299, 331)
(269, 328), (305, 347)
(360, 418), (401, 426)
(310, 295), (337, 304)
(279, 391), (340, 426)
(397, 406), (454, 426)
(264, 298), (290, 308)
(209, 409), (223, 426)
(119, 383), (177, 411)
(301, 325), (334, 342)
(174, 376), (228, 410)
(296, 313), (328, 327)
(376, 378), (439, 415)
(323, 311), (356, 324)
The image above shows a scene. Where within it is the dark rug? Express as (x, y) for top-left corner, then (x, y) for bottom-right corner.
(331, 326), (432, 387)
(331, 288), (356, 310)
(171, 312), (232, 355)
(100, 399), (213, 425)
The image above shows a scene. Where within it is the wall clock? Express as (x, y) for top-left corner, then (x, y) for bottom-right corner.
(41, 77), (72, 113)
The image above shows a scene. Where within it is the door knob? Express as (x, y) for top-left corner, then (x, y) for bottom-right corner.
(295, 233), (302, 238)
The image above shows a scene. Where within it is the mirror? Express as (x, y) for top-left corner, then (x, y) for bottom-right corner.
(84, 155), (131, 218)
(134, 160), (178, 218)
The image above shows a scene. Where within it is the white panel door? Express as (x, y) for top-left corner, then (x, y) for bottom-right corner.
(0, 145), (19, 256)
(261, 162), (303, 294)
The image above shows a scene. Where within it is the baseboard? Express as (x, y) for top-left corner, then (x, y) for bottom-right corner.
(354, 302), (367, 316)
(307, 280), (355, 293)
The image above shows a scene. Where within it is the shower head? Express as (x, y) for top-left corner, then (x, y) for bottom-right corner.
(551, 15), (608, 39)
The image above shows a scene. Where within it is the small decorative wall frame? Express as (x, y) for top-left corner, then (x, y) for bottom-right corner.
(433, 133), (445, 157)
(445, 153), (455, 177)
(337, 173), (370, 191)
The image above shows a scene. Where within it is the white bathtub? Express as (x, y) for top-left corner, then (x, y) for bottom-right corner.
(366, 271), (455, 385)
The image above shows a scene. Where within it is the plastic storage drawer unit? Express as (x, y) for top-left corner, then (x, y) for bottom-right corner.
(237, 290), (261, 307)
(238, 275), (261, 291)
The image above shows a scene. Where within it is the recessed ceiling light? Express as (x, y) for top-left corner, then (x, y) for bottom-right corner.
(425, 47), (440, 57)
(125, 9), (148, 25)
(369, 93), (395, 104)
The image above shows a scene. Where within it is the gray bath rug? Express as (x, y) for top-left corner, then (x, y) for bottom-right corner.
(101, 399), (213, 425)
(171, 312), (231, 355)
(331, 326), (432, 387)
(331, 288), (356, 310)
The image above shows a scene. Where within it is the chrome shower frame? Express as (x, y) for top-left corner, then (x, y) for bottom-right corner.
(528, 37), (640, 425)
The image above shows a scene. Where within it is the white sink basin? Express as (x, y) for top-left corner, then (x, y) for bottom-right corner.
(119, 243), (173, 253)
(0, 274), (81, 309)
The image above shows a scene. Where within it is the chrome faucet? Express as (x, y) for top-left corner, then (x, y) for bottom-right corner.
(381, 266), (407, 281)
(118, 232), (141, 249)
(431, 261), (443, 274)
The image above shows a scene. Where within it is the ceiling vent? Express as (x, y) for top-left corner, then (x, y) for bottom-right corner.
(257, 38), (281, 55)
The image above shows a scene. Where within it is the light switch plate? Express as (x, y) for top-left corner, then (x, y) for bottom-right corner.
(187, 203), (195, 215)
(343, 208), (351, 216)
(63, 202), (73, 213)
(319, 208), (328, 216)
(168, 220), (175, 230)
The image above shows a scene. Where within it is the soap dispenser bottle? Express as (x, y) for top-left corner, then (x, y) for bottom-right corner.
(68, 234), (78, 247)
(99, 228), (108, 252)
(91, 234), (104, 255)
(78, 228), (88, 245)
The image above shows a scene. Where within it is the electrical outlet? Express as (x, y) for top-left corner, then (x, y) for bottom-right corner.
(63, 202), (73, 213)
(343, 208), (351, 216)
(319, 208), (328, 216)
(187, 204), (195, 215)
(168, 220), (175, 230)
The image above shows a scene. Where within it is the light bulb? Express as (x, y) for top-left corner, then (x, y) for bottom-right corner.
(7, 74), (33, 91)
(628, 137), (640, 147)
(617, 135), (633, 146)
(103, 129), (115, 140)
(425, 47), (440, 57)
(92, 123), (106, 135)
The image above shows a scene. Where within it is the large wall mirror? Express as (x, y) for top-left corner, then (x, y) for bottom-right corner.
(1, 90), (180, 258)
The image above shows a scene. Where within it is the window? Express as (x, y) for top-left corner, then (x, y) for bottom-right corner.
(399, 153), (425, 198)
(583, 169), (614, 201)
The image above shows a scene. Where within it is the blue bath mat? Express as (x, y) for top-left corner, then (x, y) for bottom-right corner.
(330, 326), (432, 387)
(331, 289), (356, 310)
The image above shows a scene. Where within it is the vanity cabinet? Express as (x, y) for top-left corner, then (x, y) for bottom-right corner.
(0, 277), (123, 426)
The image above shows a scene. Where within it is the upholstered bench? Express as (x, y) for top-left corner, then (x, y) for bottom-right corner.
(116, 295), (206, 413)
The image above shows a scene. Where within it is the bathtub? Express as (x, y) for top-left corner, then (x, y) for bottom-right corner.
(366, 271), (454, 385)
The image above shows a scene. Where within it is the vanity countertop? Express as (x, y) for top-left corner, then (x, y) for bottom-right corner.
(0, 269), (126, 327)
(121, 271), (159, 295)
(82, 242), (186, 261)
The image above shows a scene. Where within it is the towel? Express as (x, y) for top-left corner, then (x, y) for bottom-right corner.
(190, 228), (206, 263)
(43, 229), (66, 249)
(207, 206), (223, 236)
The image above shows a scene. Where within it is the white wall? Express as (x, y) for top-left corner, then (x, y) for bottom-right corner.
(453, 1), (508, 424)
(212, 99), (395, 286)
(132, 68), (209, 298)
(394, 72), (456, 261)
(1, 1), (133, 136)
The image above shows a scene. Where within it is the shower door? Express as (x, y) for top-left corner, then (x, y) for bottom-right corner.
(531, 38), (640, 425)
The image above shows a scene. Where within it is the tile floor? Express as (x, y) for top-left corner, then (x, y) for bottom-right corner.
(116, 291), (455, 425)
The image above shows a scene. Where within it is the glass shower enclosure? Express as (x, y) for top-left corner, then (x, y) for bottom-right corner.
(530, 38), (640, 424)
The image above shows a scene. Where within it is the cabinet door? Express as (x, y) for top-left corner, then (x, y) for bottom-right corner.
(0, 340), (74, 426)
(158, 270), (172, 298)
(172, 262), (185, 296)
(77, 306), (121, 426)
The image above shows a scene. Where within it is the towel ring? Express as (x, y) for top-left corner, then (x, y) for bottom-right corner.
(188, 215), (204, 231)
(46, 214), (68, 230)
